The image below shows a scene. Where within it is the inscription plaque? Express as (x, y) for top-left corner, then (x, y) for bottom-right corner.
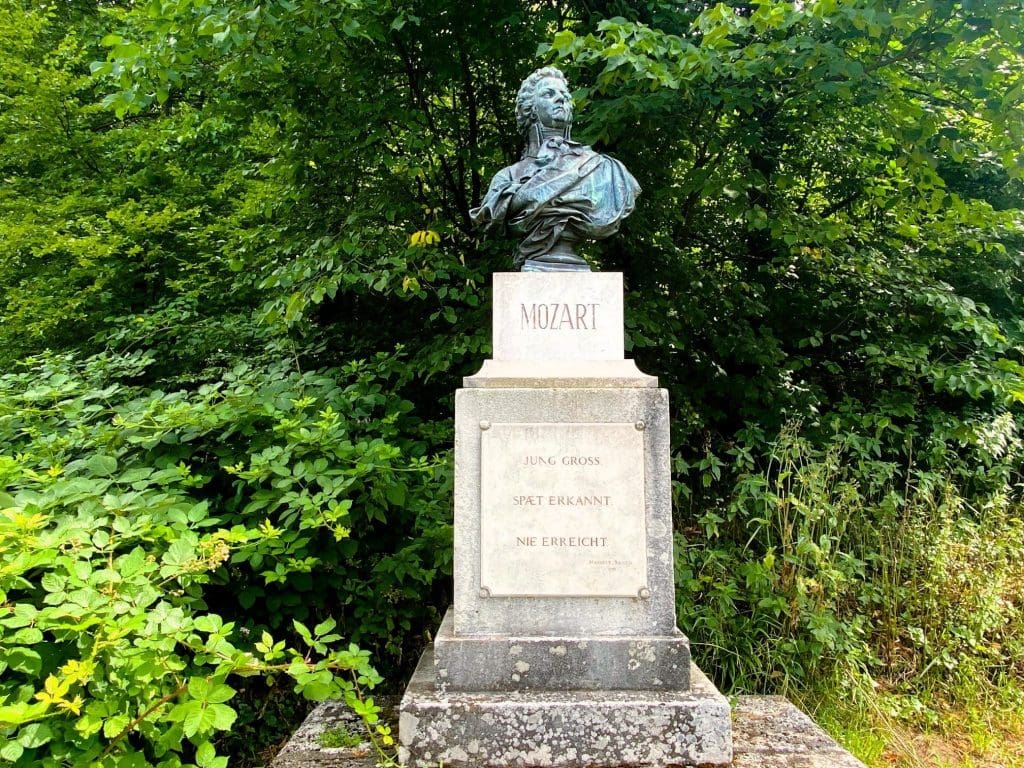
(480, 422), (646, 597)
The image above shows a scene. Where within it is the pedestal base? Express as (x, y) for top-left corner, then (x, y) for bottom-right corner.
(274, 694), (867, 768)
(399, 649), (732, 768)
(433, 610), (690, 691)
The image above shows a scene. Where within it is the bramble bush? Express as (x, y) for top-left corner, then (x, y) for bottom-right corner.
(0, 351), (450, 767)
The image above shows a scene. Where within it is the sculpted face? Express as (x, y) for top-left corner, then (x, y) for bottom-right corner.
(533, 76), (573, 130)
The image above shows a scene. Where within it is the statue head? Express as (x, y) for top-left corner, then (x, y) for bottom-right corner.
(515, 67), (573, 137)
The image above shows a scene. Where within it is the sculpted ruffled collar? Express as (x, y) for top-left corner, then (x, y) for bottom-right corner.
(530, 136), (586, 166)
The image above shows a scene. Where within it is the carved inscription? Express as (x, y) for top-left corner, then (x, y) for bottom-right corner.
(512, 495), (610, 505)
(492, 273), (623, 360)
(520, 302), (599, 330)
(515, 536), (609, 547)
(479, 422), (646, 597)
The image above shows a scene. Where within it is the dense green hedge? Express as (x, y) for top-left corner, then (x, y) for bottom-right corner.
(0, 351), (443, 765)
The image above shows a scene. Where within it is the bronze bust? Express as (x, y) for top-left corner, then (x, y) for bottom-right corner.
(470, 67), (640, 272)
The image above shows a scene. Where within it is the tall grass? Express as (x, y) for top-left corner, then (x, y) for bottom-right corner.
(675, 419), (1024, 719)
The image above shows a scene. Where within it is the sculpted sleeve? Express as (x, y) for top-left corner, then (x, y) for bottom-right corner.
(470, 168), (518, 235)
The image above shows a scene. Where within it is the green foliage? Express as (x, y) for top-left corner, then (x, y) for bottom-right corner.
(0, 349), (452, 648)
(676, 420), (1024, 711)
(0, 351), (445, 765)
(676, 425), (871, 692)
(3, 0), (1024, 763)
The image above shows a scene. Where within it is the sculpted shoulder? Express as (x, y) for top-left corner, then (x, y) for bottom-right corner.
(468, 67), (640, 271)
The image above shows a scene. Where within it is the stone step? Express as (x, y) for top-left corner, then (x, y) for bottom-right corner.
(400, 649), (730, 767)
(272, 691), (866, 768)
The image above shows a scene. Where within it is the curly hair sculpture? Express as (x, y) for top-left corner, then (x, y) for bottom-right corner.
(515, 67), (569, 136)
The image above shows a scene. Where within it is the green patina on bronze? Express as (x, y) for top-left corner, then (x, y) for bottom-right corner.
(470, 67), (640, 272)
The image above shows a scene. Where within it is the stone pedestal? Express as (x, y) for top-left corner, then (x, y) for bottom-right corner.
(433, 611), (691, 691)
(398, 273), (732, 767)
(401, 650), (730, 768)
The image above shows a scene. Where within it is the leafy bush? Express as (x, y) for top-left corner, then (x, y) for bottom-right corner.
(0, 351), (448, 766)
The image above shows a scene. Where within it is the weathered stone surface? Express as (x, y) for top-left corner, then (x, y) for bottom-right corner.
(732, 696), (867, 768)
(399, 649), (731, 768)
(465, 358), (657, 387)
(480, 421), (647, 598)
(271, 697), (397, 768)
(272, 694), (866, 768)
(492, 273), (624, 361)
(432, 610), (690, 691)
(453, 386), (676, 637)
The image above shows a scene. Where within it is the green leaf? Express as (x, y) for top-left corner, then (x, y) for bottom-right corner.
(551, 29), (575, 54)
(385, 483), (405, 506)
(103, 714), (130, 739)
(284, 292), (305, 323)
(162, 539), (196, 570)
(195, 741), (216, 767)
(18, 722), (53, 748)
(181, 702), (211, 738)
(11, 627), (43, 644)
(313, 617), (336, 636)
(293, 620), (313, 645)
(0, 741), (24, 762)
(7, 647), (42, 676)
(0, 702), (48, 727)
(41, 572), (65, 593)
(208, 703), (236, 731)
(188, 677), (212, 700)
(193, 615), (224, 633)
(86, 454), (118, 476)
(206, 684), (235, 704)
(119, 546), (147, 577)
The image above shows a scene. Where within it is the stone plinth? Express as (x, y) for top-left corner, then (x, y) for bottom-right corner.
(491, 272), (624, 361)
(464, 359), (657, 387)
(433, 610), (690, 691)
(474, 271), (654, 386)
(398, 272), (731, 768)
(453, 385), (676, 636)
(399, 649), (730, 768)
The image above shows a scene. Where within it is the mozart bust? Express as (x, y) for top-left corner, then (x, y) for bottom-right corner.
(470, 67), (640, 272)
